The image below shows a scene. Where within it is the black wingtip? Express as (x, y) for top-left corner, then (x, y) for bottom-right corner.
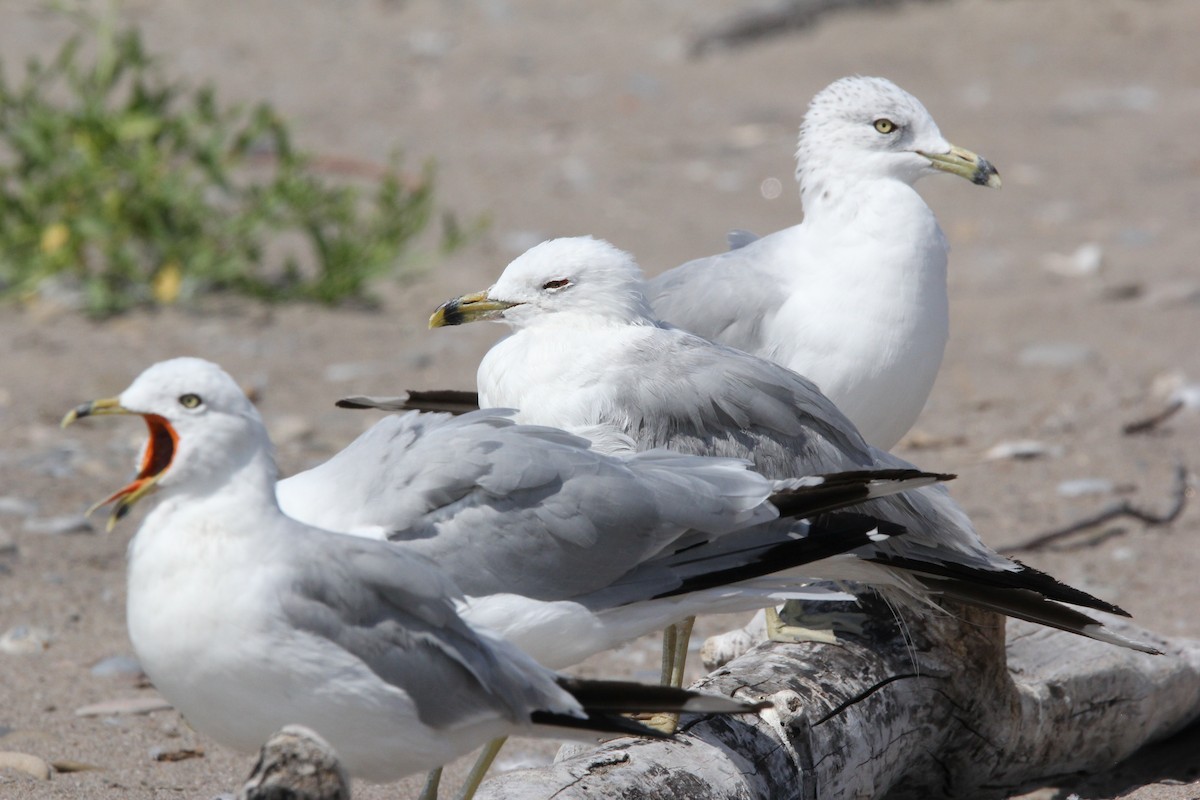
(769, 469), (954, 519)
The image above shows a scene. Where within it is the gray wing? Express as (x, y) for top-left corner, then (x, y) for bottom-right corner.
(593, 326), (1134, 611)
(646, 238), (788, 357)
(592, 328), (1017, 572)
(278, 409), (778, 600)
(281, 532), (570, 730)
(603, 327), (876, 472)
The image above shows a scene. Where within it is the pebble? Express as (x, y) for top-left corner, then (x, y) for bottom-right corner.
(1041, 243), (1102, 277)
(983, 439), (1064, 461)
(0, 526), (16, 556)
(50, 759), (101, 773)
(75, 694), (173, 717)
(90, 654), (144, 679)
(150, 745), (205, 762)
(0, 751), (52, 780)
(0, 496), (37, 517)
(0, 625), (53, 655)
(1017, 342), (1094, 369)
(23, 514), (93, 536)
(322, 362), (376, 384)
(1170, 384), (1200, 410)
(1144, 281), (1200, 307)
(1056, 478), (1115, 498)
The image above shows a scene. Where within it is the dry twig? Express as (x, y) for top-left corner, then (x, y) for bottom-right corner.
(1001, 464), (1190, 554)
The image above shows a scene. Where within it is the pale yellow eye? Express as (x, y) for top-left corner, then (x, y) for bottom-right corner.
(179, 393), (202, 409)
(873, 118), (897, 134)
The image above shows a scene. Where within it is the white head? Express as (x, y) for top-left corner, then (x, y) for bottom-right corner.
(429, 236), (656, 330)
(63, 357), (272, 526)
(796, 76), (1000, 201)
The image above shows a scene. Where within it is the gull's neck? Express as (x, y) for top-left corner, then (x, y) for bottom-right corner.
(131, 444), (283, 562)
(798, 164), (932, 230)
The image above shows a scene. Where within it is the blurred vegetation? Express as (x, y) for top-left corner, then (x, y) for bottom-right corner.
(0, 6), (473, 316)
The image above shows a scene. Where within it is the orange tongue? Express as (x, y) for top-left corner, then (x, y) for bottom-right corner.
(94, 414), (178, 510)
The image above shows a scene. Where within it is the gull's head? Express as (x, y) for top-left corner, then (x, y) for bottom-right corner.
(62, 357), (269, 528)
(796, 76), (1000, 194)
(429, 236), (655, 330)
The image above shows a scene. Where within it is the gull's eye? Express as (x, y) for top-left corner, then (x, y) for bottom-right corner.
(542, 278), (570, 291)
(873, 118), (897, 134)
(179, 393), (202, 409)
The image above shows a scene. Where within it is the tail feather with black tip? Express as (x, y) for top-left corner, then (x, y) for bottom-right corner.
(532, 676), (768, 739)
(769, 469), (955, 520)
(647, 512), (907, 601)
(337, 389), (479, 415)
(919, 577), (1162, 655)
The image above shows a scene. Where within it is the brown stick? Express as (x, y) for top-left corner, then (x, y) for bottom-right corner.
(1000, 463), (1190, 554)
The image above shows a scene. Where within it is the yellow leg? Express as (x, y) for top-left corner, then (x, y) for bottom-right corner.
(418, 766), (443, 800)
(646, 615), (697, 734)
(660, 621), (679, 684)
(456, 737), (508, 800)
(669, 616), (695, 688)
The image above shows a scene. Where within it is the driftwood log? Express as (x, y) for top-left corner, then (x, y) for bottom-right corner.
(473, 596), (1200, 799)
(239, 597), (1200, 799)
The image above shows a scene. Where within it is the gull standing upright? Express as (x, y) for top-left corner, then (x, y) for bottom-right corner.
(62, 358), (769, 783)
(428, 236), (1159, 658)
(649, 75), (1001, 450)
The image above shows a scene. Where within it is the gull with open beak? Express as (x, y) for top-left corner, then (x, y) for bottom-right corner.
(63, 357), (772, 782)
(63, 397), (179, 529)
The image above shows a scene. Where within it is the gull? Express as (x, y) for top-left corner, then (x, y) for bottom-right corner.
(274, 405), (943, 670)
(384, 76), (1000, 451)
(273, 374), (944, 794)
(428, 236), (1160, 656)
(62, 358), (768, 783)
(648, 75), (1000, 449)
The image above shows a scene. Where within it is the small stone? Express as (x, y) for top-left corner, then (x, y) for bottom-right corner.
(983, 440), (1064, 461)
(1057, 478), (1115, 498)
(0, 496), (37, 517)
(0, 625), (53, 655)
(322, 363), (375, 384)
(0, 751), (53, 780)
(23, 514), (93, 535)
(75, 694), (172, 717)
(50, 759), (101, 773)
(1017, 343), (1094, 369)
(1170, 384), (1200, 410)
(150, 745), (205, 762)
(90, 654), (143, 679)
(1041, 243), (1102, 277)
(0, 527), (16, 557)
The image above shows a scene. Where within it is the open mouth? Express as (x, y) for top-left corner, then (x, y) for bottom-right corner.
(92, 414), (178, 524)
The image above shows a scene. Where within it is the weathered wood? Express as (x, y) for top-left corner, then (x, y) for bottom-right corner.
(240, 725), (350, 800)
(475, 596), (1200, 799)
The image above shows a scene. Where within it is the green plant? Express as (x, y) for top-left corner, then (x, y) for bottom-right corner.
(0, 8), (470, 315)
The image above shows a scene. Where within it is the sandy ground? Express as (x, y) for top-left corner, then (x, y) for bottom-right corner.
(2, 0), (1200, 797)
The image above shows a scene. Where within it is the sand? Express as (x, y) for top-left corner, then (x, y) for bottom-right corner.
(2, 0), (1199, 797)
